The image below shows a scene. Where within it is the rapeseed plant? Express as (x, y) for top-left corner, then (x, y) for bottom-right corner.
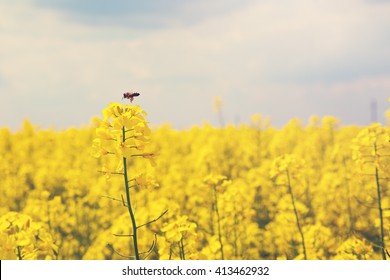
(203, 174), (230, 260)
(352, 123), (390, 260)
(93, 102), (161, 260)
(270, 154), (307, 260)
(160, 215), (197, 260)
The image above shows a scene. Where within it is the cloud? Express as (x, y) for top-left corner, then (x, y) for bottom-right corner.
(1, 0), (390, 130)
(33, 0), (257, 28)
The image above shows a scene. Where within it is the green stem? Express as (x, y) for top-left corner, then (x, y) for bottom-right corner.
(344, 159), (354, 234)
(180, 238), (186, 260)
(374, 142), (386, 260)
(374, 145), (386, 259)
(169, 245), (173, 260)
(213, 185), (225, 260)
(209, 187), (215, 235)
(17, 246), (23, 260)
(286, 169), (307, 260)
(122, 127), (140, 260)
(233, 202), (238, 258)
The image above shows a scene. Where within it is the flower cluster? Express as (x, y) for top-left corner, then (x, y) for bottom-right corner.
(92, 102), (155, 165)
(335, 236), (373, 260)
(270, 154), (305, 183)
(203, 174), (230, 193)
(352, 123), (390, 173)
(159, 215), (199, 260)
(0, 212), (58, 260)
(161, 215), (197, 243)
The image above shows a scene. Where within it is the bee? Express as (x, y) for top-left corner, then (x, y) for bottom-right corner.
(122, 92), (140, 102)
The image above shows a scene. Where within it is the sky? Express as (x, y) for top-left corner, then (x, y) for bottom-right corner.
(1, 0), (390, 130)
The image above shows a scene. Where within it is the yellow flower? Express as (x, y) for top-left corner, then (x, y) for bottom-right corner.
(91, 138), (109, 158)
(203, 174), (227, 186)
(100, 166), (112, 180)
(93, 102), (156, 165)
(161, 216), (197, 243)
(141, 153), (157, 166)
(335, 237), (373, 260)
(0, 212), (57, 260)
(352, 123), (389, 172)
(134, 173), (159, 189)
(102, 102), (123, 119)
(270, 154), (305, 179)
(96, 127), (113, 140)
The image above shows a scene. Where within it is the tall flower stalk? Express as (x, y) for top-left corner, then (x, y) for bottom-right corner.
(271, 154), (307, 260)
(160, 215), (197, 260)
(286, 168), (307, 260)
(92, 102), (158, 260)
(352, 124), (389, 260)
(204, 174), (229, 260)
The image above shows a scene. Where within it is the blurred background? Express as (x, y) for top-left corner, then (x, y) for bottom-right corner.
(1, 0), (390, 130)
